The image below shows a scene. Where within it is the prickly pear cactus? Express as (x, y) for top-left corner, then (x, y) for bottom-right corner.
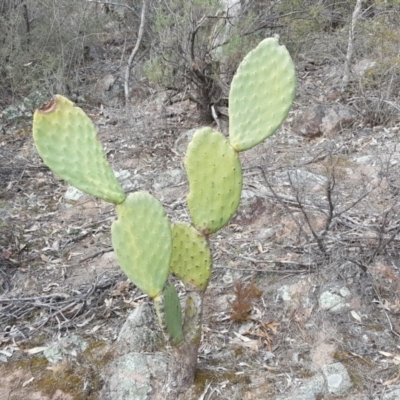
(229, 37), (296, 152)
(163, 283), (184, 346)
(32, 37), (296, 369)
(170, 222), (212, 290)
(111, 192), (172, 298)
(33, 95), (126, 204)
(185, 127), (242, 234)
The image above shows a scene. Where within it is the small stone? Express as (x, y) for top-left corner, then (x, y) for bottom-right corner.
(114, 169), (131, 180)
(322, 362), (353, 396)
(64, 186), (84, 202)
(153, 168), (183, 190)
(44, 334), (88, 364)
(319, 291), (349, 312)
(339, 287), (351, 298)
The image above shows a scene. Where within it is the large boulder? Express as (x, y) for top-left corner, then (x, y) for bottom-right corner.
(293, 105), (356, 138)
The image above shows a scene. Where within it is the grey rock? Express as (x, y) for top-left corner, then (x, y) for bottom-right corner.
(322, 362), (353, 396)
(274, 169), (328, 189)
(339, 287), (351, 298)
(232, 189), (268, 225)
(276, 394), (316, 400)
(115, 169), (136, 191)
(100, 304), (167, 400)
(278, 285), (292, 302)
(354, 59), (376, 77)
(319, 290), (349, 312)
(383, 389), (400, 400)
(43, 334), (88, 364)
(100, 352), (168, 400)
(293, 105), (356, 137)
(153, 168), (184, 191)
(92, 73), (124, 105)
(254, 227), (279, 241)
(117, 303), (160, 354)
(300, 373), (326, 397)
(115, 169), (132, 181)
(174, 128), (201, 155)
(64, 186), (84, 202)
(352, 155), (379, 166)
(275, 373), (326, 400)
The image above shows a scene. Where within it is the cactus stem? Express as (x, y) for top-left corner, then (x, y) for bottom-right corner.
(167, 287), (205, 397)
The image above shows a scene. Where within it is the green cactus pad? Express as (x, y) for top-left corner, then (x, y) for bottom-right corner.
(185, 128), (242, 234)
(163, 284), (184, 346)
(229, 37), (296, 152)
(170, 222), (212, 290)
(111, 192), (172, 298)
(33, 95), (126, 204)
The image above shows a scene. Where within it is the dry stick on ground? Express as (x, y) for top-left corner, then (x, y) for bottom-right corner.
(0, 272), (119, 332)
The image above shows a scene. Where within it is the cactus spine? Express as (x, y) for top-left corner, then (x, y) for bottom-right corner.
(32, 37), (296, 391)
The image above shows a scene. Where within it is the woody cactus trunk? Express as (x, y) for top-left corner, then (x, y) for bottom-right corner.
(32, 38), (296, 396)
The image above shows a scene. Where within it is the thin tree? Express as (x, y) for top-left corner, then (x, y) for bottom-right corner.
(342, 0), (362, 88)
(124, 0), (147, 107)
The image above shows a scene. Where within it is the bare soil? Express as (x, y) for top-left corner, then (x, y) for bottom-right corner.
(1, 60), (400, 400)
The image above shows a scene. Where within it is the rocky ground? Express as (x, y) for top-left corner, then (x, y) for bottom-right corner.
(1, 36), (400, 399)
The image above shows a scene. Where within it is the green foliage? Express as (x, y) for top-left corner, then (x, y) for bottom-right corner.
(143, 57), (174, 87)
(353, 10), (400, 125)
(145, 0), (270, 119)
(277, 1), (326, 54)
(0, 0), (110, 104)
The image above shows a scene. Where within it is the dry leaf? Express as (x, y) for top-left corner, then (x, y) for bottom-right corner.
(263, 364), (280, 372)
(383, 374), (400, 386)
(24, 346), (48, 355)
(379, 351), (394, 358)
(350, 310), (362, 322)
(263, 321), (280, 334)
(233, 331), (252, 342)
(46, 363), (67, 374)
(112, 280), (130, 297)
(232, 339), (259, 352)
(22, 377), (34, 387)
(105, 298), (113, 308)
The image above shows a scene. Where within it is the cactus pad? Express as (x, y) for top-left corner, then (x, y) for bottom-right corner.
(185, 128), (242, 234)
(33, 95), (126, 204)
(111, 192), (171, 298)
(229, 38), (296, 152)
(163, 284), (184, 346)
(170, 222), (212, 290)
